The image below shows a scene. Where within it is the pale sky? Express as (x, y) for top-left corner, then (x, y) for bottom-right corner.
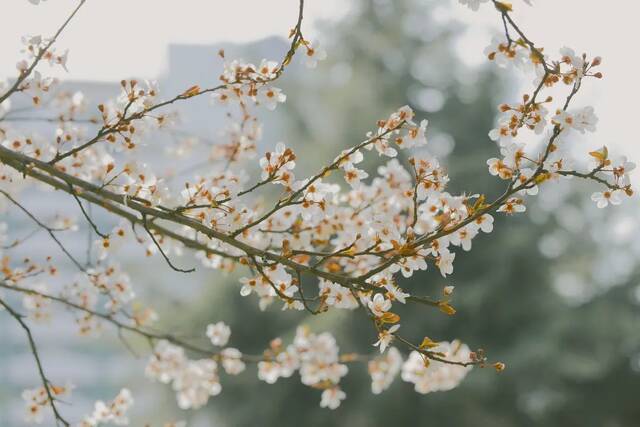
(1, 0), (638, 169)
(0, 0), (346, 81)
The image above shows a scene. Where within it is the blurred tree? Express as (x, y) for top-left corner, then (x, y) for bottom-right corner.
(170, 0), (640, 426)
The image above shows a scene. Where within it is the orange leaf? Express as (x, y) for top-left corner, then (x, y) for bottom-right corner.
(380, 312), (400, 324)
(419, 336), (439, 350)
(182, 85), (201, 97)
(438, 301), (456, 316)
(494, 1), (513, 12)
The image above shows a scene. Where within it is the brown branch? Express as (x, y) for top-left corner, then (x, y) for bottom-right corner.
(556, 169), (622, 191)
(0, 145), (376, 291)
(141, 214), (196, 273)
(0, 281), (374, 366)
(0, 297), (70, 426)
(0, 0), (86, 106)
(0, 189), (86, 272)
(67, 182), (109, 238)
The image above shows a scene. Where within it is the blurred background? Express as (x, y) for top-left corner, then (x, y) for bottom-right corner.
(1, 0), (640, 426)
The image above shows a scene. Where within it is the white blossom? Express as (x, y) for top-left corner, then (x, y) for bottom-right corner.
(206, 322), (231, 347)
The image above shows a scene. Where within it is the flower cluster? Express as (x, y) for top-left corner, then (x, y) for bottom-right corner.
(209, 120), (260, 163)
(212, 59), (287, 111)
(259, 142), (297, 187)
(206, 321), (231, 346)
(257, 326), (349, 409)
(61, 262), (156, 335)
(77, 389), (134, 427)
(146, 340), (222, 410)
(21, 283), (52, 323)
(368, 347), (403, 394)
(22, 384), (72, 424)
(401, 340), (472, 394)
(239, 263), (298, 310)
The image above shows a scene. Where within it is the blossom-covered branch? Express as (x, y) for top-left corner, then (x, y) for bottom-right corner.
(0, 0), (634, 424)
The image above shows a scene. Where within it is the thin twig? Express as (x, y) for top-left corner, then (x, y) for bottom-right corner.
(68, 182), (109, 238)
(141, 214), (195, 273)
(0, 189), (86, 272)
(0, 297), (70, 426)
(0, 0), (87, 105)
